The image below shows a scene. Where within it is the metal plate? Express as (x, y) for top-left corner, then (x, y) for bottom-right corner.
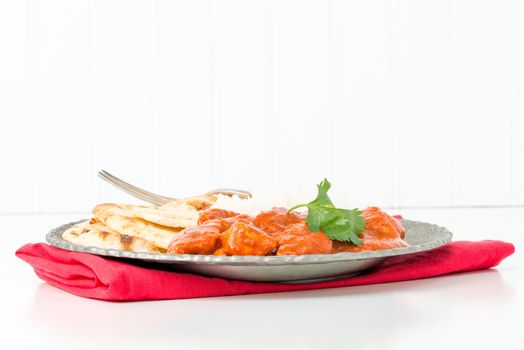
(46, 219), (452, 282)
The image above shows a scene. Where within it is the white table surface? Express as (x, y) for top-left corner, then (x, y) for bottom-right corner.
(2, 208), (523, 350)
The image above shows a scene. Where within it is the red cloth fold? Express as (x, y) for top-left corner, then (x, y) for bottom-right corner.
(16, 240), (514, 301)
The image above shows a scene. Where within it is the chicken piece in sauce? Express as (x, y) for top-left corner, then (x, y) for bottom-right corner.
(332, 206), (407, 253)
(198, 208), (252, 231)
(221, 222), (278, 256)
(198, 208), (238, 225)
(167, 222), (222, 255)
(276, 223), (332, 255)
(362, 206), (405, 239)
(252, 207), (304, 238)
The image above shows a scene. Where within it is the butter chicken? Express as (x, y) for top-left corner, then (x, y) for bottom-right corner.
(167, 206), (407, 256)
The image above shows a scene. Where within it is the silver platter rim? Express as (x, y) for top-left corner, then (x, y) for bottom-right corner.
(46, 219), (453, 266)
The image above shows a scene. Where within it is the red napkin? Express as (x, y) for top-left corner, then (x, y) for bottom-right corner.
(16, 240), (514, 301)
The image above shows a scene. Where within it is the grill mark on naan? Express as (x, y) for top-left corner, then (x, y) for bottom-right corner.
(185, 198), (213, 211)
(159, 195), (217, 212)
(62, 221), (161, 253)
(62, 220), (161, 253)
(92, 203), (185, 249)
(120, 234), (134, 251)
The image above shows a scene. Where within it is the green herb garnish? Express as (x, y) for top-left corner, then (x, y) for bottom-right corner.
(288, 179), (364, 245)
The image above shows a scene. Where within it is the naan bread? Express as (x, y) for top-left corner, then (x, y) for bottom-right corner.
(62, 219), (161, 253)
(158, 194), (217, 212)
(127, 194), (218, 228)
(92, 203), (184, 249)
(74, 195), (218, 252)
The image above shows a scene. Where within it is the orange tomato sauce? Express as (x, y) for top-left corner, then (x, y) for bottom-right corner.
(167, 206), (408, 256)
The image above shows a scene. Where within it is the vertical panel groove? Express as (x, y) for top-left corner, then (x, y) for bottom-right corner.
(389, 0), (400, 207)
(150, 0), (158, 191)
(508, 0), (518, 243)
(269, 0), (278, 188)
(27, 0), (40, 213)
(450, 0), (460, 207)
(329, 0), (337, 180)
(209, 0), (219, 182)
(508, 0), (517, 206)
(514, 0), (522, 206)
(88, 0), (96, 204)
(26, 0), (36, 213)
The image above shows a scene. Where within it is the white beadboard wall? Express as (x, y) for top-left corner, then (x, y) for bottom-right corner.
(0, 0), (523, 214)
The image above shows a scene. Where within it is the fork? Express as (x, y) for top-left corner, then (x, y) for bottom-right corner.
(98, 170), (252, 206)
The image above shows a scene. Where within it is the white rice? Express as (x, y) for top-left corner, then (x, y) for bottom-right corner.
(211, 192), (310, 216)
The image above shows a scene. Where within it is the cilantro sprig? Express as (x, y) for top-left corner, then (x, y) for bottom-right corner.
(288, 179), (364, 245)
